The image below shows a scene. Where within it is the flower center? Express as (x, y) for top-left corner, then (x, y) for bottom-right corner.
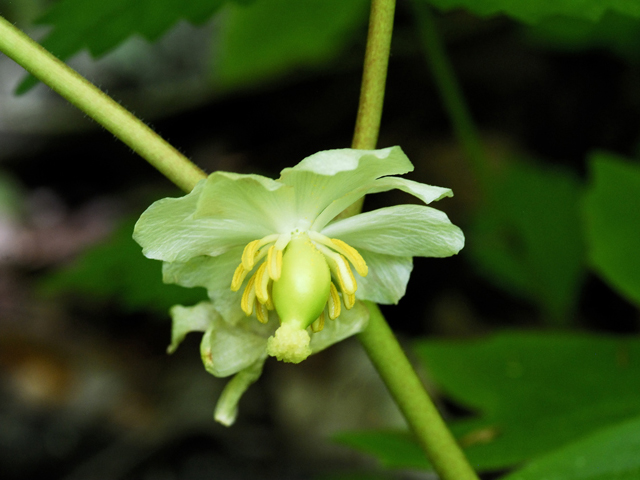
(230, 230), (368, 332)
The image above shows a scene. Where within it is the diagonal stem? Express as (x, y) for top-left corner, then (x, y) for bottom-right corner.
(0, 15), (206, 193)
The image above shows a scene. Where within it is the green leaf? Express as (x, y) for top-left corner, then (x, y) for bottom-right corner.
(468, 158), (585, 321)
(337, 332), (640, 472)
(17, 0), (235, 93)
(333, 430), (430, 470)
(39, 218), (207, 313)
(503, 415), (640, 480)
(426, 0), (640, 24)
(214, 0), (368, 89)
(583, 152), (640, 306)
(523, 12), (640, 63)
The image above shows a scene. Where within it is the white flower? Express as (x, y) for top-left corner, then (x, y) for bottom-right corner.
(133, 146), (464, 424)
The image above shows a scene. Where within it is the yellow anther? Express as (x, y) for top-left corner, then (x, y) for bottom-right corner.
(241, 275), (257, 316)
(240, 234), (279, 271)
(314, 243), (358, 296)
(231, 263), (249, 291)
(255, 262), (271, 305)
(311, 310), (325, 332)
(343, 291), (356, 310)
(267, 245), (283, 281)
(255, 301), (269, 324)
(333, 254), (357, 295)
(327, 282), (341, 320)
(241, 240), (261, 271)
(330, 238), (368, 277)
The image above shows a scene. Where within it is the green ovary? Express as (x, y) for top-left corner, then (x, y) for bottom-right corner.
(268, 233), (331, 363)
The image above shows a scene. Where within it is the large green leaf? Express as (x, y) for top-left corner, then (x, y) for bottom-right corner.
(214, 0), (368, 89)
(17, 0), (236, 93)
(583, 152), (640, 306)
(468, 158), (585, 322)
(503, 415), (640, 480)
(426, 0), (640, 24)
(336, 332), (640, 472)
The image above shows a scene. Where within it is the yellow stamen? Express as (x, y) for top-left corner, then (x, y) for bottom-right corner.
(330, 238), (368, 277)
(267, 245), (283, 281)
(241, 234), (279, 271)
(241, 239), (261, 271)
(311, 310), (325, 332)
(343, 291), (356, 310)
(332, 253), (357, 295)
(241, 275), (257, 316)
(255, 301), (269, 324)
(254, 262), (271, 305)
(231, 263), (249, 291)
(327, 282), (341, 320)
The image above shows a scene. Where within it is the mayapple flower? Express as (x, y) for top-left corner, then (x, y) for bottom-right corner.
(133, 146), (464, 425)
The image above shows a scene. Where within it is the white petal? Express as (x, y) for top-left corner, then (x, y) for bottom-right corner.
(309, 300), (369, 353)
(279, 146), (414, 225)
(168, 301), (218, 354)
(321, 204), (465, 258)
(366, 177), (453, 204)
(354, 251), (413, 305)
(314, 176), (453, 231)
(196, 171), (297, 232)
(133, 180), (268, 262)
(214, 358), (266, 426)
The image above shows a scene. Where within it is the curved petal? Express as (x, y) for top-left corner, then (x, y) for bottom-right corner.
(314, 176), (453, 231)
(196, 171), (297, 232)
(167, 301), (217, 354)
(279, 147), (414, 225)
(133, 181), (269, 262)
(214, 358), (266, 426)
(309, 300), (369, 353)
(321, 204), (465, 258)
(354, 251), (413, 305)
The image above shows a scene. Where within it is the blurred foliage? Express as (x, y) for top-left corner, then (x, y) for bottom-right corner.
(214, 0), (368, 89)
(467, 158), (585, 322)
(39, 218), (207, 313)
(523, 12), (640, 62)
(337, 332), (640, 473)
(17, 0), (368, 94)
(426, 0), (640, 24)
(17, 0), (246, 92)
(502, 415), (640, 480)
(584, 152), (640, 307)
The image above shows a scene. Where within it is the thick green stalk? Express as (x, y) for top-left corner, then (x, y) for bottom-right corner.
(411, 1), (489, 186)
(360, 303), (479, 480)
(352, 2), (479, 479)
(0, 16), (206, 193)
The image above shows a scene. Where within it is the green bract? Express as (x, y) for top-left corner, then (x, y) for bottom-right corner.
(133, 146), (464, 425)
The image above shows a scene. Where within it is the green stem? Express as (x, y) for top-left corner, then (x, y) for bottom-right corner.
(0, 16), (206, 193)
(351, 0), (395, 151)
(361, 303), (479, 480)
(352, 2), (479, 479)
(411, 1), (489, 186)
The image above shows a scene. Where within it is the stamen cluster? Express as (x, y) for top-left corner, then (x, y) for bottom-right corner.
(231, 230), (368, 331)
